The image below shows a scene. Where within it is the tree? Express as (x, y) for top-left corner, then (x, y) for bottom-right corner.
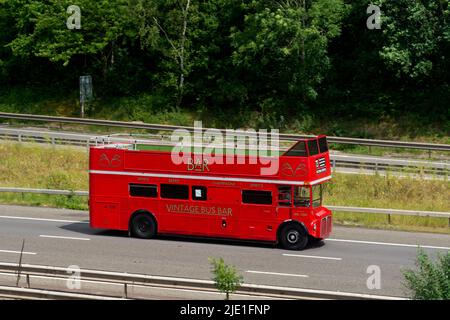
(230, 0), (348, 111)
(6, 0), (140, 74)
(209, 257), (243, 300)
(375, 0), (450, 81)
(150, 0), (198, 108)
(402, 249), (450, 300)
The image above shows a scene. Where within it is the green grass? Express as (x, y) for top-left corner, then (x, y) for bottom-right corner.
(0, 193), (88, 210)
(0, 143), (88, 190)
(332, 212), (449, 234)
(326, 173), (449, 212)
(0, 142), (449, 233)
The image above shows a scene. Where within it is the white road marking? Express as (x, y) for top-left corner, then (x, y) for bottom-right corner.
(327, 238), (450, 250)
(39, 235), (90, 241)
(0, 214), (448, 251)
(246, 270), (309, 278)
(0, 249), (36, 255)
(0, 215), (87, 224)
(283, 253), (342, 261)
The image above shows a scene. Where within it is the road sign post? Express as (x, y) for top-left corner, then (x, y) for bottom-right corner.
(80, 75), (93, 118)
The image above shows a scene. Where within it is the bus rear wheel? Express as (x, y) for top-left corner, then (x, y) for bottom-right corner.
(130, 213), (156, 239)
(279, 224), (308, 250)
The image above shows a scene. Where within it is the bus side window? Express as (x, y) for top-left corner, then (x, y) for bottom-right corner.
(242, 190), (272, 205)
(161, 184), (189, 200)
(192, 186), (207, 201)
(129, 184), (158, 198)
(277, 186), (292, 207)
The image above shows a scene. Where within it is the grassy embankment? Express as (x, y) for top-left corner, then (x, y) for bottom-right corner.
(0, 142), (449, 234)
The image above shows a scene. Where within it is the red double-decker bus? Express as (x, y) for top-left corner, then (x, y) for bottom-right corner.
(89, 135), (332, 250)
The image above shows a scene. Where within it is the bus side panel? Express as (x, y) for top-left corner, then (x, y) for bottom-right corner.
(158, 198), (211, 236)
(89, 173), (125, 230)
(238, 205), (277, 241)
(207, 187), (240, 238)
(90, 198), (120, 229)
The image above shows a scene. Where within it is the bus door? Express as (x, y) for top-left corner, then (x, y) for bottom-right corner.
(276, 186), (292, 220)
(207, 186), (240, 237)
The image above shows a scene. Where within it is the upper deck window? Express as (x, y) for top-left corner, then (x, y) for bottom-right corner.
(284, 141), (308, 157)
(307, 140), (319, 156)
(318, 136), (328, 153)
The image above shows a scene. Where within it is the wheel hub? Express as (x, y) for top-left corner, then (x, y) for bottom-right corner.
(287, 230), (299, 244)
(138, 219), (149, 233)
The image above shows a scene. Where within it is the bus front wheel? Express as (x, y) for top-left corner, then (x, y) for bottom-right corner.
(279, 224), (308, 250)
(130, 213), (156, 239)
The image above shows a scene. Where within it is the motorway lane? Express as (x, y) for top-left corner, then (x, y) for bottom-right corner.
(0, 205), (449, 297)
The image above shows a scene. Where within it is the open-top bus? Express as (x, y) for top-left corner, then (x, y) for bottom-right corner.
(89, 134), (332, 250)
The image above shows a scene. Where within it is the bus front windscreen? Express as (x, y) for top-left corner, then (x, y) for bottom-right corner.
(294, 185), (324, 208)
(312, 184), (323, 207)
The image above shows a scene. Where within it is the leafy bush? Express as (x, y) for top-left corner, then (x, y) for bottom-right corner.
(209, 257), (243, 300)
(402, 249), (450, 300)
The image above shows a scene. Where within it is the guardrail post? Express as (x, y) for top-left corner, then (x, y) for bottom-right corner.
(18, 134), (22, 143)
(26, 274), (30, 288)
(387, 214), (391, 224)
(123, 283), (128, 299)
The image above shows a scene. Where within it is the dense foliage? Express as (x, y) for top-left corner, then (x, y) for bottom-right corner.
(403, 249), (450, 300)
(0, 0), (449, 125)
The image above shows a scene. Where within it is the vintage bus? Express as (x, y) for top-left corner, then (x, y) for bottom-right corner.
(89, 135), (332, 250)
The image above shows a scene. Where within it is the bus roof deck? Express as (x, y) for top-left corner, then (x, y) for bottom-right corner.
(90, 133), (328, 157)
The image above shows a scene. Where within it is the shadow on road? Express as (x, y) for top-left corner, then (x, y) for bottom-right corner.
(59, 222), (326, 251)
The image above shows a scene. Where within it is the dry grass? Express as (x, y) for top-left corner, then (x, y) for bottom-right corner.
(0, 142), (88, 190)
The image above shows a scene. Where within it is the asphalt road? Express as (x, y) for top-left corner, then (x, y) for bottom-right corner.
(0, 205), (448, 298)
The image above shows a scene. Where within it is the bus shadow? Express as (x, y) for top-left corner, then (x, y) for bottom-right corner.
(59, 222), (129, 238)
(59, 222), (325, 250)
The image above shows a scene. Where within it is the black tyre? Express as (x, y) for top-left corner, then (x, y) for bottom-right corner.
(308, 235), (324, 247)
(279, 224), (308, 250)
(130, 213), (156, 239)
